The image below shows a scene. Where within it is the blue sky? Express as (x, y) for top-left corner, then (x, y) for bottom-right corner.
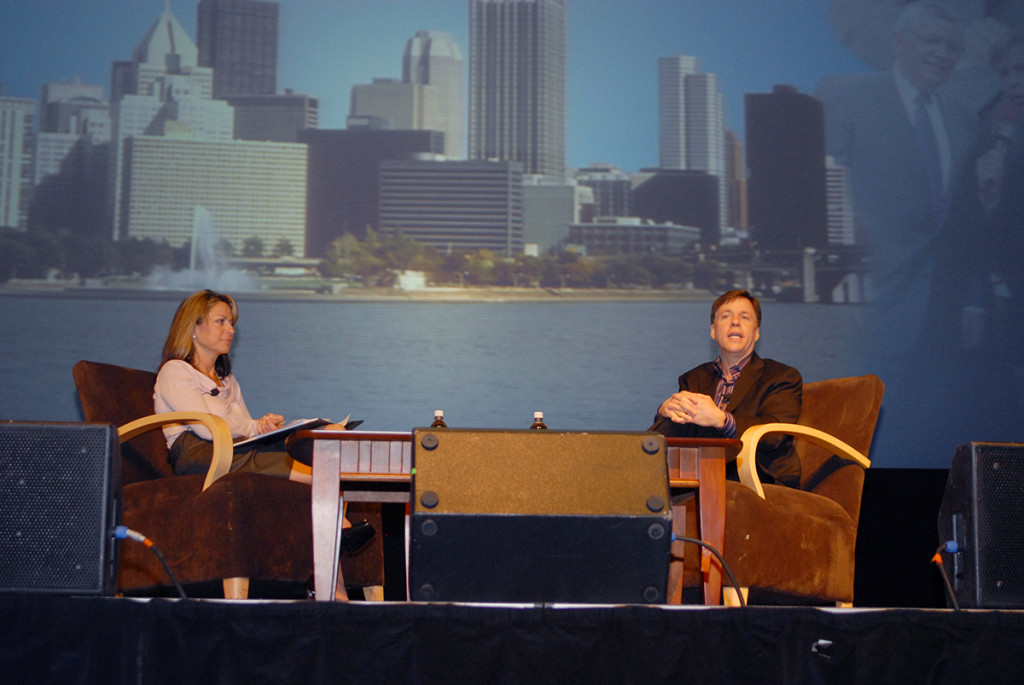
(0, 0), (872, 172)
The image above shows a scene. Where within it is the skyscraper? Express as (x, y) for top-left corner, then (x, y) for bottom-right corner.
(469, 0), (566, 176)
(0, 95), (35, 229)
(349, 31), (464, 159)
(404, 30), (463, 159)
(109, 7), (231, 239)
(658, 56), (727, 233)
(32, 79), (111, 235)
(196, 0), (279, 98)
(110, 5), (304, 255)
(745, 85), (827, 251)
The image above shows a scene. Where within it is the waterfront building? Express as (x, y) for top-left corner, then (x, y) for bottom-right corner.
(568, 217), (700, 256)
(300, 127), (444, 256)
(469, 0), (566, 176)
(196, 0), (279, 98)
(521, 174), (578, 253)
(119, 136), (306, 255)
(0, 95), (35, 230)
(377, 157), (523, 255)
(632, 168), (720, 248)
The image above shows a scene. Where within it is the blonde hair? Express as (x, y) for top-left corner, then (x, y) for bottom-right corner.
(160, 289), (239, 377)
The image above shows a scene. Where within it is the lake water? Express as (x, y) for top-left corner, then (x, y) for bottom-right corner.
(0, 290), (861, 430)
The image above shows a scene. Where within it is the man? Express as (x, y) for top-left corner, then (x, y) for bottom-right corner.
(815, 2), (977, 463)
(650, 290), (803, 488)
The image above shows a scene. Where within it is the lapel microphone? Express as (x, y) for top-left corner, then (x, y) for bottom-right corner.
(209, 388), (219, 397)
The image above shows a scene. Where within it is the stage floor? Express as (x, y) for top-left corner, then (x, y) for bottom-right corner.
(4, 594), (1024, 684)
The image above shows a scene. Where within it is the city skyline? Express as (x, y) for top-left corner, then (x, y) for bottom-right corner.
(0, 1), (872, 173)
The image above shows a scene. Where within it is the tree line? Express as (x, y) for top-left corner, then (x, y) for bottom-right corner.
(0, 226), (725, 290)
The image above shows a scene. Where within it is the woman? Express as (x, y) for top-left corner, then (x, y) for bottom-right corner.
(154, 289), (372, 551)
(154, 289), (314, 480)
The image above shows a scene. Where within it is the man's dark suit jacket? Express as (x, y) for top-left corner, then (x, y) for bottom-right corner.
(649, 354), (803, 488)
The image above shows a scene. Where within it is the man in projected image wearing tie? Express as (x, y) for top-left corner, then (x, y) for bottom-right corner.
(815, 1), (978, 460)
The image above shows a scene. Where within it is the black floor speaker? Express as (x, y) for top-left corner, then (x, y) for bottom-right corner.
(0, 422), (121, 595)
(938, 442), (1024, 608)
(408, 428), (671, 604)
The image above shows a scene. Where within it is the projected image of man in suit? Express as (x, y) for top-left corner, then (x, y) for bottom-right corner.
(816, 1), (978, 462)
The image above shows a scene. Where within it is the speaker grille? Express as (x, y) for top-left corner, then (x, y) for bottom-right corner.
(0, 423), (120, 594)
(973, 444), (1024, 607)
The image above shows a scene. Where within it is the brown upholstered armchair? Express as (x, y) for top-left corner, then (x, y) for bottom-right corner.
(676, 374), (884, 606)
(72, 360), (384, 599)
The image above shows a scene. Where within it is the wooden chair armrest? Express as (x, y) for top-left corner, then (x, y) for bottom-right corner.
(736, 423), (872, 499)
(118, 411), (234, 491)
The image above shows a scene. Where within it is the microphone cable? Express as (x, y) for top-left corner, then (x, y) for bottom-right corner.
(931, 541), (961, 611)
(673, 534), (746, 608)
(114, 526), (187, 600)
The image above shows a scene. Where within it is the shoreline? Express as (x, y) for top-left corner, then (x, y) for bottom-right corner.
(0, 281), (718, 303)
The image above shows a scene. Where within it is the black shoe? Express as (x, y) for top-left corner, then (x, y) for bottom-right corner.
(341, 520), (375, 555)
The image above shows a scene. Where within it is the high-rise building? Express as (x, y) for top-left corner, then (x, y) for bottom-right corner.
(745, 85), (827, 252)
(299, 128), (444, 256)
(658, 56), (727, 233)
(33, 81), (111, 235)
(378, 158), (523, 254)
(39, 79), (110, 140)
(110, 6), (230, 240)
(0, 95), (35, 230)
(349, 30), (464, 159)
(469, 0), (566, 176)
(111, 6), (307, 254)
(404, 30), (463, 159)
(826, 156), (856, 247)
(724, 129), (747, 232)
(197, 0), (279, 98)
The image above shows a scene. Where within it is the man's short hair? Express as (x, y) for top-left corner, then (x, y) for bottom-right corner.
(710, 289), (762, 326)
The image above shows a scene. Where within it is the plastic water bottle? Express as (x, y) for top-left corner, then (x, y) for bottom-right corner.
(430, 410), (447, 428)
(529, 411), (547, 429)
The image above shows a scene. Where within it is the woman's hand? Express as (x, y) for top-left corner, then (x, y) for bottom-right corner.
(256, 413), (285, 434)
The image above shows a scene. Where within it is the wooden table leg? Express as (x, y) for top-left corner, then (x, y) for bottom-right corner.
(312, 440), (347, 601)
(667, 499), (686, 604)
(697, 445), (726, 605)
